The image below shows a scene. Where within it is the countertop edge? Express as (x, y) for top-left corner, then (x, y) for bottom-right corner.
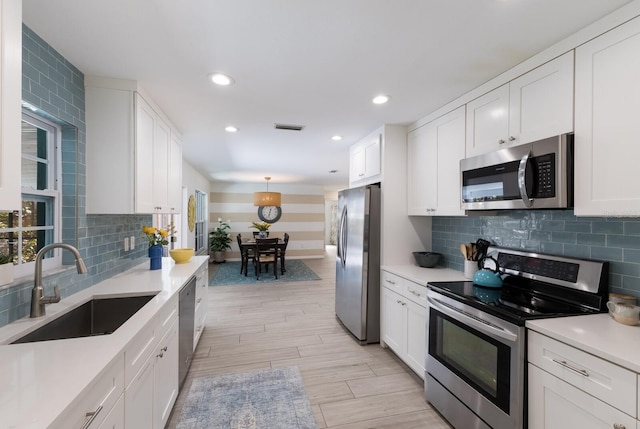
(526, 313), (640, 373)
(381, 265), (467, 286)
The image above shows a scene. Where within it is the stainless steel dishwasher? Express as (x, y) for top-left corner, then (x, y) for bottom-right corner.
(178, 276), (196, 389)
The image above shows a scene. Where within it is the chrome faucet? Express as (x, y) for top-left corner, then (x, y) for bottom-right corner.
(31, 243), (87, 318)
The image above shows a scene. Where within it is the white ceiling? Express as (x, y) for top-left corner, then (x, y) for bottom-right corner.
(22, 0), (633, 192)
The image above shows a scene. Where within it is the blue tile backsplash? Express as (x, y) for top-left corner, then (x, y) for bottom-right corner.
(432, 210), (640, 300)
(0, 26), (151, 327)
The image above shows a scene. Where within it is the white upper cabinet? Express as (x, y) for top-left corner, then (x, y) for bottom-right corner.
(349, 133), (381, 186)
(0, 1), (22, 211)
(574, 16), (640, 216)
(408, 106), (466, 216)
(86, 77), (183, 214)
(466, 84), (510, 157)
(168, 132), (183, 212)
(466, 52), (574, 157)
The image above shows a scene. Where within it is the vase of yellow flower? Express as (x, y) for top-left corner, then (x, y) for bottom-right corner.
(142, 225), (170, 270)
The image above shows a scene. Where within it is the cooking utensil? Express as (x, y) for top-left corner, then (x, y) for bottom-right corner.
(466, 243), (473, 260)
(475, 239), (491, 260)
(460, 244), (468, 260)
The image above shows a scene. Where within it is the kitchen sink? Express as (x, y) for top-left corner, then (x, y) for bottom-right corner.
(11, 294), (157, 344)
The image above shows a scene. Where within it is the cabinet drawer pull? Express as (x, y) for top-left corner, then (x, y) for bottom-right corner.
(81, 405), (103, 429)
(552, 358), (589, 377)
(385, 279), (396, 285)
(408, 288), (421, 297)
(613, 423), (626, 429)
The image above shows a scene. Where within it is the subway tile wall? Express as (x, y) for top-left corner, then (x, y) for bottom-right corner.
(432, 209), (640, 299)
(0, 26), (151, 327)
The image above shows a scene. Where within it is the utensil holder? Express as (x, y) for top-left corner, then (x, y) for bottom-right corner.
(464, 260), (478, 279)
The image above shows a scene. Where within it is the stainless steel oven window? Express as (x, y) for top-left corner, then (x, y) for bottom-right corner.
(429, 308), (512, 413)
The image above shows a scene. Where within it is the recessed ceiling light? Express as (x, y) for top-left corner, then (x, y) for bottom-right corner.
(210, 73), (235, 86)
(331, 135), (342, 141)
(372, 95), (390, 105)
(225, 126), (238, 132)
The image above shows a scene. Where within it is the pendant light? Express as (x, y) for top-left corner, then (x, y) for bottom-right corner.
(253, 177), (281, 206)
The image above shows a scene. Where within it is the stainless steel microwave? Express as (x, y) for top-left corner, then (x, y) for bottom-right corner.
(460, 134), (573, 210)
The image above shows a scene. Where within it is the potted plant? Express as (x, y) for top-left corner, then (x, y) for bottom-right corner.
(250, 221), (271, 238)
(209, 219), (232, 263)
(0, 251), (14, 286)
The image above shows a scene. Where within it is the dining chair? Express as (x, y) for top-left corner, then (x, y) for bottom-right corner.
(278, 232), (290, 274)
(254, 237), (279, 280)
(236, 234), (254, 276)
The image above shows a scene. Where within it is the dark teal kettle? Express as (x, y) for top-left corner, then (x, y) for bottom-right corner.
(472, 256), (503, 288)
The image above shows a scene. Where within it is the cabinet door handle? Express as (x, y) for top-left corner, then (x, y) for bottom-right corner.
(498, 139), (505, 144)
(396, 300), (402, 304)
(613, 423), (626, 429)
(509, 135), (516, 141)
(81, 405), (103, 429)
(552, 358), (590, 377)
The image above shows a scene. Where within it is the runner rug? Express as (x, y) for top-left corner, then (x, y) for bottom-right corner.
(176, 366), (317, 429)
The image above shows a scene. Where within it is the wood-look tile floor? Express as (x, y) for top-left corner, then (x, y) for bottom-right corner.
(167, 246), (451, 428)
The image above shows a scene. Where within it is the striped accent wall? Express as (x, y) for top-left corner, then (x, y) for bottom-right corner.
(209, 182), (326, 259)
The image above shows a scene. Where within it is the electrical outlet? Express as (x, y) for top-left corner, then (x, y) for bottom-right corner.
(130, 236), (135, 249)
(124, 237), (129, 251)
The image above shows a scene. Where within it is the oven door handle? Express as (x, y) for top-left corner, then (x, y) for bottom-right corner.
(428, 296), (518, 343)
(517, 151), (533, 208)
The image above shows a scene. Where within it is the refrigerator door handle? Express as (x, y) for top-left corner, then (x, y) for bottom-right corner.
(338, 205), (348, 268)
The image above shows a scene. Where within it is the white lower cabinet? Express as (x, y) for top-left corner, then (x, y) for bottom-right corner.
(125, 353), (154, 428)
(194, 264), (208, 350)
(381, 270), (427, 378)
(528, 331), (638, 429)
(53, 354), (125, 428)
(125, 311), (179, 429)
(529, 364), (635, 429)
(153, 319), (179, 429)
(98, 395), (124, 429)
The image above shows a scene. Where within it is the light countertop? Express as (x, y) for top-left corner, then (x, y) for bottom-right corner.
(0, 256), (208, 429)
(381, 265), (467, 286)
(527, 313), (640, 373)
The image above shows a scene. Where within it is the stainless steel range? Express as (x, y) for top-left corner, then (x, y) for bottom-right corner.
(425, 246), (608, 429)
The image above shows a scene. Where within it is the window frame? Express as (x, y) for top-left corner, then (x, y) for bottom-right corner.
(194, 189), (207, 252)
(12, 110), (62, 278)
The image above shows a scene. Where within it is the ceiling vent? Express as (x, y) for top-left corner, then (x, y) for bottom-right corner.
(274, 123), (305, 131)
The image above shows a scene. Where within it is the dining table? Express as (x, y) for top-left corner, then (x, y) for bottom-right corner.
(239, 237), (288, 276)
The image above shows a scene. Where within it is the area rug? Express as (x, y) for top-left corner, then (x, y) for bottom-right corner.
(209, 259), (321, 286)
(176, 366), (317, 429)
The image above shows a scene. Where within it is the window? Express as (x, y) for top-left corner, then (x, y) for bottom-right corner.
(194, 189), (207, 252)
(0, 111), (61, 277)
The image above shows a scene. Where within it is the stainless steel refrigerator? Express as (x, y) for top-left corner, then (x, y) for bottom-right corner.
(335, 184), (381, 344)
